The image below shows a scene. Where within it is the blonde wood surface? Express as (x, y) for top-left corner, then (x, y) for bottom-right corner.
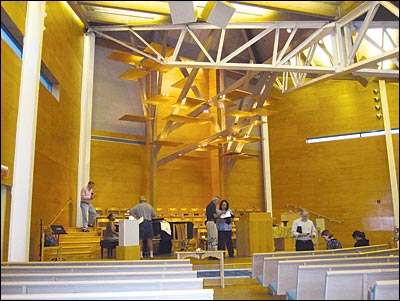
(236, 212), (274, 256)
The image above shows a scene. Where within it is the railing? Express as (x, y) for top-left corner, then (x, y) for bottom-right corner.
(39, 199), (72, 261)
(286, 204), (344, 224)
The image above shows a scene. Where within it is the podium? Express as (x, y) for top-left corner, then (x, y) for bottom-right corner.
(116, 219), (140, 260)
(235, 212), (274, 256)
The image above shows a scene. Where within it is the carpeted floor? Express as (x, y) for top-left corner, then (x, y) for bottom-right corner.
(197, 268), (252, 279)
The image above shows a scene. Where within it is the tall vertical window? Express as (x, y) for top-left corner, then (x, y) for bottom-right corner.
(1, 22), (60, 100)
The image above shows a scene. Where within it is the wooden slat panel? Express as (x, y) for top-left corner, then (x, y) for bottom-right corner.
(172, 97), (206, 109)
(144, 94), (177, 105)
(119, 68), (149, 81)
(107, 50), (144, 65)
(225, 110), (255, 118)
(177, 155), (206, 161)
(225, 89), (252, 101)
(163, 114), (210, 124)
(140, 59), (172, 72)
(118, 114), (154, 122)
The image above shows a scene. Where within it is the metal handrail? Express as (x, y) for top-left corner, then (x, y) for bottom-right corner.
(286, 203), (344, 224)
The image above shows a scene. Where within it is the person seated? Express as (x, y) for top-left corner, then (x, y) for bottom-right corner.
(352, 230), (369, 247)
(104, 213), (119, 242)
(321, 229), (342, 249)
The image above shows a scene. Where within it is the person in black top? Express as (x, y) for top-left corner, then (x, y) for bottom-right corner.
(352, 230), (369, 247)
(205, 196), (226, 256)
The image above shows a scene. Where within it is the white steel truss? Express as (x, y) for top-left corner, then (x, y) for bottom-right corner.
(89, 1), (398, 94)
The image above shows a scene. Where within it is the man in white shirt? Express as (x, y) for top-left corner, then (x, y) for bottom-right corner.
(291, 209), (316, 251)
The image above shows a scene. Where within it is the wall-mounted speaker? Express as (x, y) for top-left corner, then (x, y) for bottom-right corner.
(169, 1), (196, 24)
(201, 1), (236, 28)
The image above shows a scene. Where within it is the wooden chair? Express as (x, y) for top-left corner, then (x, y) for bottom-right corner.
(106, 208), (120, 216)
(173, 223), (197, 251)
(156, 207), (165, 217)
(168, 208), (178, 217)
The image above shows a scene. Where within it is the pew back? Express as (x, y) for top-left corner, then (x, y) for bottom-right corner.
(369, 279), (399, 300)
(0, 289), (215, 300)
(261, 252), (362, 287)
(1, 264), (192, 274)
(1, 278), (204, 294)
(1, 270), (198, 282)
(251, 244), (389, 278)
(293, 262), (399, 300)
(324, 268), (399, 300)
(1, 259), (190, 267)
(276, 256), (399, 295)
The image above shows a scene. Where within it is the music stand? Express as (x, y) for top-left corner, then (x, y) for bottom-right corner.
(50, 225), (67, 261)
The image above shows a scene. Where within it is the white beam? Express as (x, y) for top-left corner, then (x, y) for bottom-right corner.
(76, 32), (96, 229)
(378, 80), (399, 229)
(9, 1), (46, 262)
(261, 116), (272, 215)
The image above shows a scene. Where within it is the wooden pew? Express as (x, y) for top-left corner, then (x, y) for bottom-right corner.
(1, 270), (198, 282)
(251, 244), (389, 279)
(1, 278), (205, 294)
(260, 252), (363, 287)
(369, 280), (399, 300)
(1, 263), (193, 274)
(0, 289), (215, 300)
(276, 256), (399, 296)
(324, 268), (399, 300)
(285, 262), (399, 300)
(1, 259), (190, 267)
(362, 248), (399, 256)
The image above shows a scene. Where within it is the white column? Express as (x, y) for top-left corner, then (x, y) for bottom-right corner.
(1, 185), (8, 260)
(378, 80), (399, 230)
(76, 32), (96, 227)
(8, 1), (46, 262)
(260, 116), (273, 215)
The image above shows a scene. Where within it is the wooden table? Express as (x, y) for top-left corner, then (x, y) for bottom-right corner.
(175, 250), (225, 287)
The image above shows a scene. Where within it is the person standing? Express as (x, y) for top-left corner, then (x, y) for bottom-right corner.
(321, 229), (342, 249)
(352, 230), (370, 247)
(216, 200), (235, 258)
(205, 196), (226, 256)
(291, 208), (317, 251)
(80, 180), (96, 232)
(129, 196), (156, 259)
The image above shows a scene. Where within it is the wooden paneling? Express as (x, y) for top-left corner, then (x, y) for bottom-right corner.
(268, 80), (399, 248)
(1, 1), (27, 34)
(29, 2), (84, 261)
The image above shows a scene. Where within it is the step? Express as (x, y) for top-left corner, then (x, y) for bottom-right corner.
(60, 237), (101, 243)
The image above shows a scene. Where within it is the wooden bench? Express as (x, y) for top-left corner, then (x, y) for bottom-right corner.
(1, 270), (198, 282)
(324, 268), (399, 300)
(362, 248), (399, 256)
(275, 256), (399, 296)
(259, 252), (362, 287)
(369, 279), (399, 300)
(251, 244), (389, 279)
(1, 278), (205, 294)
(0, 289), (215, 300)
(1, 264), (193, 274)
(1, 259), (190, 267)
(285, 262), (399, 300)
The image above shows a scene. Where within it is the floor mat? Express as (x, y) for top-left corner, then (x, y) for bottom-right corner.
(197, 268), (252, 279)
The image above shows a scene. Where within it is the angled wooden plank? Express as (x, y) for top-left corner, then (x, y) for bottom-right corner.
(145, 94), (177, 105)
(224, 89), (253, 101)
(251, 108), (278, 116)
(144, 41), (175, 57)
(172, 97), (206, 109)
(119, 68), (149, 81)
(119, 114), (154, 122)
(140, 59), (172, 72)
(163, 114), (211, 124)
(225, 110), (255, 118)
(195, 144), (220, 152)
(107, 50), (144, 65)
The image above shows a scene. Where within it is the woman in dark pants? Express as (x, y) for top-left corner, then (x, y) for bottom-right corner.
(216, 200), (235, 258)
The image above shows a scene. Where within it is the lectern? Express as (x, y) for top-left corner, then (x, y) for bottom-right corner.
(236, 212), (274, 256)
(116, 219), (140, 260)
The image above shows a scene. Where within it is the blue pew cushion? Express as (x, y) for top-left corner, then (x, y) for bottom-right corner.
(286, 289), (297, 300)
(268, 282), (277, 295)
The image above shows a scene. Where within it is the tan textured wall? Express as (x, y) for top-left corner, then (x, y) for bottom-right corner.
(268, 80), (399, 248)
